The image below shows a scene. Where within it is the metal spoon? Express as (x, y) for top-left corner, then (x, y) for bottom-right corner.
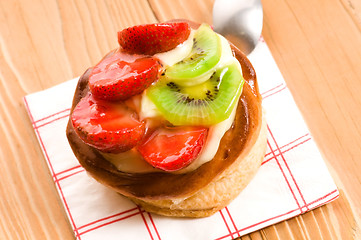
(212, 0), (263, 55)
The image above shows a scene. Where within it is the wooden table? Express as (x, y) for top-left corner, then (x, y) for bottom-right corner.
(0, 0), (360, 239)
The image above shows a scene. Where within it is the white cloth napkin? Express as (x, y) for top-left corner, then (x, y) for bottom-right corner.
(24, 39), (338, 240)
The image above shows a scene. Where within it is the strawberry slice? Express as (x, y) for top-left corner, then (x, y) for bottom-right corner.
(89, 51), (162, 101)
(118, 22), (191, 55)
(137, 126), (208, 171)
(71, 93), (145, 153)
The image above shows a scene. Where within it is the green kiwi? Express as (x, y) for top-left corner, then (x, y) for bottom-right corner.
(164, 23), (222, 87)
(147, 63), (244, 126)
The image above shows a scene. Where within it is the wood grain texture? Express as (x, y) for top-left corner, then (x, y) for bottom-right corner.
(0, 0), (360, 239)
(261, 0), (361, 238)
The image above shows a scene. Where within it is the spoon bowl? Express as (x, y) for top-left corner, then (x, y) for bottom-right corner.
(212, 0), (263, 55)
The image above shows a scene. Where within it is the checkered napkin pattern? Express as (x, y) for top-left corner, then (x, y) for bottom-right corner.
(24, 39), (338, 240)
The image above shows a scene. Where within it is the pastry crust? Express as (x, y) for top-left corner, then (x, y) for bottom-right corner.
(66, 21), (267, 218)
(129, 114), (266, 217)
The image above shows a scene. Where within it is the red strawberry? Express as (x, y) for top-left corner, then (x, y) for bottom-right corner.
(71, 93), (145, 153)
(118, 22), (191, 55)
(137, 126), (208, 171)
(89, 51), (162, 101)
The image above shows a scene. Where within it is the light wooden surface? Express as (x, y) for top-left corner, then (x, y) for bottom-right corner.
(0, 0), (360, 239)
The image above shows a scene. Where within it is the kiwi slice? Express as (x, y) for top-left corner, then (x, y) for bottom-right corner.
(147, 63), (244, 126)
(164, 24), (222, 87)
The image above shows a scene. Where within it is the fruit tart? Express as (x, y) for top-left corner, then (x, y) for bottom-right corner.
(66, 20), (267, 217)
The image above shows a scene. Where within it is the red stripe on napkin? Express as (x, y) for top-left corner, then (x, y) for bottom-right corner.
(23, 97), (82, 240)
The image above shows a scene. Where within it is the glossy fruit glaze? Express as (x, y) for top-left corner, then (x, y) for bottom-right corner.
(118, 22), (191, 55)
(137, 126), (208, 171)
(89, 51), (162, 101)
(71, 93), (145, 153)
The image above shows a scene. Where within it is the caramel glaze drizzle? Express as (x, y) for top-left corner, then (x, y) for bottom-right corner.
(66, 41), (262, 201)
